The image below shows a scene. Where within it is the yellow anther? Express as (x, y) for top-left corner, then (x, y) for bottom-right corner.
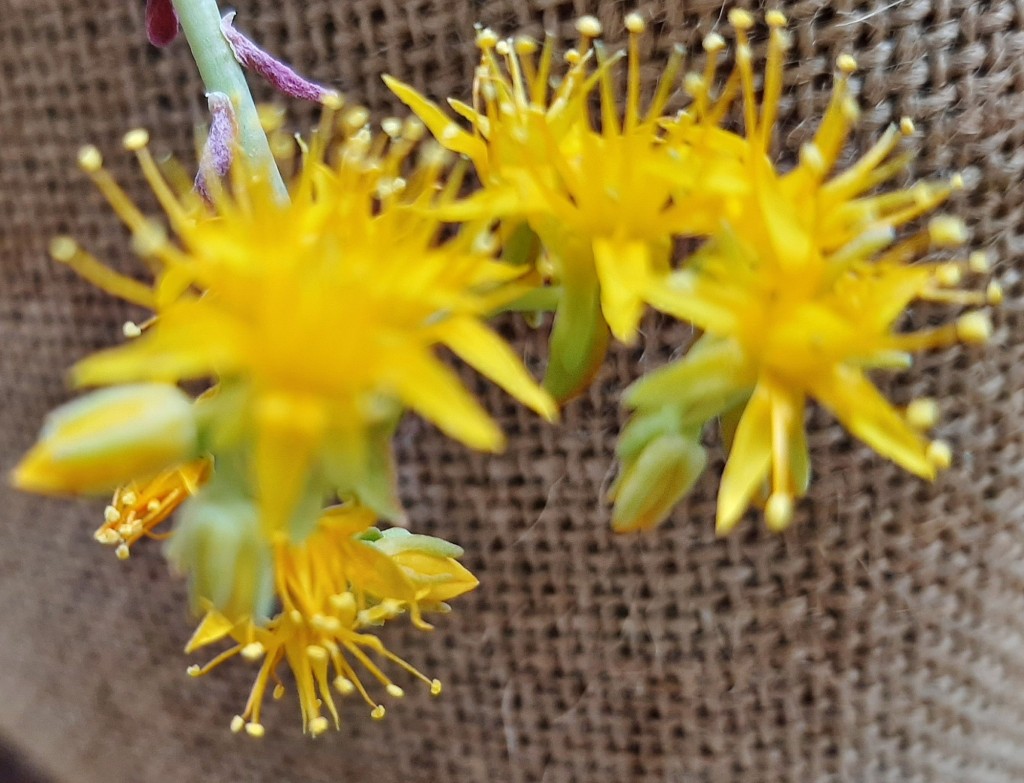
(321, 92), (344, 111)
(514, 35), (538, 55)
(381, 117), (403, 138)
(146, 499), (161, 511)
(244, 722), (265, 738)
(343, 106), (370, 130)
(311, 614), (341, 634)
(306, 644), (329, 663)
(576, 15), (603, 38)
(956, 311), (993, 343)
(257, 103), (286, 133)
(900, 117), (915, 135)
(906, 398), (939, 430)
(187, 664), (202, 677)
(837, 54), (858, 74)
(309, 716), (330, 736)
(122, 321), (142, 338)
(386, 684), (405, 699)
(766, 9), (787, 27)
(121, 491), (137, 506)
(370, 705), (386, 720)
(934, 263), (962, 287)
(926, 440), (953, 470)
(968, 251), (991, 273)
(230, 715), (245, 734)
(103, 505), (121, 524)
(273, 683), (286, 700)
(986, 281), (1004, 305)
(728, 9), (754, 30)
(334, 676), (356, 695)
(765, 493), (794, 532)
(624, 12), (645, 34)
(928, 216), (969, 247)
(94, 528), (120, 545)
(564, 48), (581, 65)
(475, 27), (498, 49)
(77, 145), (103, 172)
(683, 73), (705, 97)
(115, 543), (130, 560)
(402, 117), (425, 142)
(703, 32), (725, 53)
(950, 172), (965, 190)
(241, 642), (265, 661)
(799, 143), (826, 174)
(430, 679), (443, 696)
(49, 237), (79, 263)
(122, 129), (150, 151)
(289, 610), (303, 625)
(494, 39), (510, 56)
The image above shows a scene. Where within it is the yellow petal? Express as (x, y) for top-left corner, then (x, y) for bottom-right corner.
(253, 391), (326, 539)
(383, 75), (488, 166)
(184, 609), (235, 654)
(437, 316), (556, 421)
(592, 237), (650, 344)
(717, 382), (773, 534)
(810, 365), (934, 478)
(386, 351), (504, 452)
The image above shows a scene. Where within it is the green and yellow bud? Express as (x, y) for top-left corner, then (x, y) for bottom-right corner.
(12, 383), (199, 495)
(610, 431), (707, 532)
(166, 490), (275, 622)
(370, 528), (479, 604)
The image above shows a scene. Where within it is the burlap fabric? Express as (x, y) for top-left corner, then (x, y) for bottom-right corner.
(1, 1), (1022, 781)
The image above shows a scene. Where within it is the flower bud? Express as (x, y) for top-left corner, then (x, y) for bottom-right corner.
(370, 528), (479, 603)
(610, 433), (707, 532)
(13, 383), (199, 495)
(166, 490), (274, 622)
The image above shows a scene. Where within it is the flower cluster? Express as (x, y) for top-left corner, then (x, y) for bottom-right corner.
(11, 5), (999, 739)
(13, 98), (553, 734)
(391, 9), (997, 533)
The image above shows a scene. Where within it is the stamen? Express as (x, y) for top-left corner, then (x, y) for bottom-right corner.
(370, 705), (386, 720)
(244, 722), (265, 738)
(900, 117), (915, 135)
(230, 715), (245, 733)
(49, 238), (157, 309)
(122, 321), (143, 338)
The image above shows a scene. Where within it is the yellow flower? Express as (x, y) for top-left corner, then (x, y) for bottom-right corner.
(627, 10), (997, 534)
(388, 14), (719, 399)
(184, 504), (474, 737)
(50, 106), (555, 539)
(94, 458), (211, 560)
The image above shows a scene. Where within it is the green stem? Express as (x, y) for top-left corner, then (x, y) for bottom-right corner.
(171, 0), (287, 199)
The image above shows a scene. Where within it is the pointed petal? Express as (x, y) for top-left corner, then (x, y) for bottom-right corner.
(184, 610), (235, 653)
(386, 352), (504, 452)
(437, 316), (556, 420)
(592, 237), (651, 344)
(809, 365), (934, 478)
(717, 383), (773, 534)
(384, 75), (488, 166)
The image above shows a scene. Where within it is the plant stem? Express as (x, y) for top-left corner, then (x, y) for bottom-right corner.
(171, 0), (287, 199)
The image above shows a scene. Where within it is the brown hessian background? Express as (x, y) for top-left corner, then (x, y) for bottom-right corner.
(0, 1), (1023, 781)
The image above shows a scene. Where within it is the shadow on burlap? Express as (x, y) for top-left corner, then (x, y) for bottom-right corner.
(1, 1), (1023, 781)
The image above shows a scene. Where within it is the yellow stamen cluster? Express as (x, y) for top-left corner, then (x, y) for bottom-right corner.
(185, 504), (471, 736)
(94, 460), (211, 559)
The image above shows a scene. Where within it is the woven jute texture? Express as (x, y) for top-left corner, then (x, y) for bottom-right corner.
(1, 1), (1023, 781)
